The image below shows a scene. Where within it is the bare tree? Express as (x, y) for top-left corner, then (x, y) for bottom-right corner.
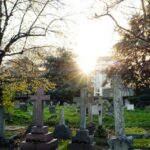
(0, 0), (65, 65)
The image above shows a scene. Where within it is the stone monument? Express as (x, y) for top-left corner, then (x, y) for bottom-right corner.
(53, 108), (71, 139)
(108, 75), (131, 150)
(68, 88), (96, 150)
(20, 88), (58, 150)
(87, 93), (96, 135)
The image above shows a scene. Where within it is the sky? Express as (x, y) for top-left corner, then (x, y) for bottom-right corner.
(5, 0), (141, 72)
(60, 0), (141, 72)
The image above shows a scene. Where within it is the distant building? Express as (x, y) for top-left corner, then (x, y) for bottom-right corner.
(93, 56), (134, 97)
(93, 56), (113, 96)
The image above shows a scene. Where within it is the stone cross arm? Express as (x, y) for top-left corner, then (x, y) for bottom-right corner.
(29, 88), (50, 127)
(30, 88), (50, 101)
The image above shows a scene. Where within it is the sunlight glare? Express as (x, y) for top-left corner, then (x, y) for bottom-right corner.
(74, 19), (114, 73)
(78, 58), (96, 74)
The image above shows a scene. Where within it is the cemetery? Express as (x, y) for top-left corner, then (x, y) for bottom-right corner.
(0, 0), (150, 150)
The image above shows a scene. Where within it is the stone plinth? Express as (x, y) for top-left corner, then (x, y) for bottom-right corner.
(20, 127), (58, 150)
(108, 136), (132, 150)
(87, 123), (96, 135)
(68, 130), (96, 150)
(20, 139), (58, 150)
(53, 124), (72, 140)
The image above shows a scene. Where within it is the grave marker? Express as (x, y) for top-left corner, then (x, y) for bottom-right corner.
(20, 88), (58, 150)
(68, 88), (96, 150)
(109, 75), (130, 150)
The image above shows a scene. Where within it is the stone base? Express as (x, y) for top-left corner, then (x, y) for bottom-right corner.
(94, 137), (108, 146)
(26, 132), (53, 142)
(72, 130), (93, 144)
(20, 139), (58, 150)
(87, 123), (96, 135)
(68, 130), (96, 150)
(68, 142), (96, 150)
(108, 136), (130, 150)
(53, 124), (72, 140)
(31, 126), (48, 134)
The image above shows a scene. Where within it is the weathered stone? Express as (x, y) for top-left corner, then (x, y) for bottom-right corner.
(68, 142), (96, 150)
(20, 139), (58, 150)
(72, 130), (93, 144)
(87, 123), (96, 135)
(30, 88), (50, 127)
(49, 106), (56, 113)
(94, 126), (107, 138)
(112, 75), (125, 136)
(20, 88), (57, 150)
(108, 136), (129, 150)
(20, 102), (27, 111)
(53, 124), (71, 140)
(26, 132), (53, 142)
(31, 126), (48, 134)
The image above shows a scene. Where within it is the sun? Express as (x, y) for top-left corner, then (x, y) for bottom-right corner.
(74, 19), (113, 73)
(77, 58), (96, 74)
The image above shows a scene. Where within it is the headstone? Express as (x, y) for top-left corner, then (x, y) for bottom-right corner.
(49, 101), (56, 114)
(109, 75), (131, 150)
(94, 125), (108, 149)
(92, 105), (99, 115)
(20, 102), (27, 111)
(98, 97), (104, 126)
(87, 93), (96, 135)
(68, 88), (96, 150)
(20, 88), (58, 150)
(53, 108), (71, 140)
(126, 104), (134, 111)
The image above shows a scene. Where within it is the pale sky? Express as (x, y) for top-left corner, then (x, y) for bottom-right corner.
(5, 0), (141, 72)
(60, 0), (141, 72)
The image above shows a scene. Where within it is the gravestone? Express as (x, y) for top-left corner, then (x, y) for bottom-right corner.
(20, 88), (58, 150)
(87, 93), (96, 135)
(108, 75), (130, 150)
(97, 97), (104, 126)
(126, 104), (134, 111)
(49, 101), (56, 113)
(68, 88), (96, 150)
(94, 98), (108, 149)
(53, 108), (71, 139)
(20, 102), (28, 111)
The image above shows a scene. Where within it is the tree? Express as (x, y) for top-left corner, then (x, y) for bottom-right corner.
(95, 0), (150, 92)
(44, 48), (83, 102)
(0, 0), (64, 65)
(0, 56), (55, 108)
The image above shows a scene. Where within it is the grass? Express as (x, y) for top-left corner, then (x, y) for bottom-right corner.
(4, 105), (150, 149)
(6, 106), (150, 129)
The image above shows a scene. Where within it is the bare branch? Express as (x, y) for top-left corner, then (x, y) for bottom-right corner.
(28, 0), (49, 33)
(2, 0), (19, 38)
(18, 5), (31, 34)
(5, 32), (45, 52)
(5, 45), (52, 56)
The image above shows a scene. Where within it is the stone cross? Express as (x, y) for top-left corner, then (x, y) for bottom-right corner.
(30, 88), (50, 127)
(98, 97), (103, 126)
(73, 88), (88, 130)
(87, 93), (94, 123)
(59, 108), (65, 125)
(112, 75), (125, 136)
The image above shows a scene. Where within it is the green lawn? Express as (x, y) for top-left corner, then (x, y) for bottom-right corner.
(6, 106), (150, 129)
(4, 106), (150, 149)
